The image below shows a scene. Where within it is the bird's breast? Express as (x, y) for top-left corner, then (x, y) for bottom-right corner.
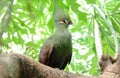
(53, 31), (71, 52)
(54, 31), (71, 44)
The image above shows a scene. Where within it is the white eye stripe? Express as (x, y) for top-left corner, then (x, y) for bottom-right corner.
(57, 19), (69, 24)
(64, 19), (68, 24)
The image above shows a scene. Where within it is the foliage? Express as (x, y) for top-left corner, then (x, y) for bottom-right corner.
(0, 0), (120, 75)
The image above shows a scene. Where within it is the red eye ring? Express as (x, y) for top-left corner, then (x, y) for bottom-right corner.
(61, 18), (68, 23)
(57, 18), (73, 24)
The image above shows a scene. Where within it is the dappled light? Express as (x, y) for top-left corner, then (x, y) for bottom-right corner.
(0, 0), (120, 76)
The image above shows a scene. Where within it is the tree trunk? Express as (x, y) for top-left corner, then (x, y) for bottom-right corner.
(0, 53), (120, 78)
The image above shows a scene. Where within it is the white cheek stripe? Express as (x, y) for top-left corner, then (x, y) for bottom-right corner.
(57, 21), (65, 24)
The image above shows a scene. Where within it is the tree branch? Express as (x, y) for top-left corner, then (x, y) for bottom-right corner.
(0, 53), (96, 78)
(0, 53), (120, 78)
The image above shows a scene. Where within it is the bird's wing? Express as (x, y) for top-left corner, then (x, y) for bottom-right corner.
(60, 54), (72, 69)
(61, 41), (72, 69)
(39, 39), (54, 64)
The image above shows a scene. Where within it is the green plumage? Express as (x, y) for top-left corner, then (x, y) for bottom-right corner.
(39, 6), (72, 69)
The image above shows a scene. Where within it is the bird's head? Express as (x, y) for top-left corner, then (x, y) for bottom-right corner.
(54, 7), (72, 30)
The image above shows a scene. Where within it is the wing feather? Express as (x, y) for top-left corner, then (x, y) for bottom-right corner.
(39, 40), (54, 64)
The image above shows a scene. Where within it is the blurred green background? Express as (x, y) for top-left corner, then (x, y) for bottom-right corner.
(0, 0), (120, 75)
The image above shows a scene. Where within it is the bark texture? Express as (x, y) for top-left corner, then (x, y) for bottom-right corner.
(0, 53), (120, 78)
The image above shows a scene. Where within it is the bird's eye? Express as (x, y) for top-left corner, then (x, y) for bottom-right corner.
(58, 18), (68, 24)
(61, 18), (68, 24)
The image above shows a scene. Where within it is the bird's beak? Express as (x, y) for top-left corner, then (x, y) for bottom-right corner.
(69, 21), (73, 25)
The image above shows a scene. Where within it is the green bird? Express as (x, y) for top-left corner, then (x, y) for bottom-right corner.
(39, 7), (72, 70)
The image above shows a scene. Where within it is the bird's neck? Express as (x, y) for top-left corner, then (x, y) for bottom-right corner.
(54, 27), (68, 34)
(53, 27), (71, 41)
(52, 26), (71, 43)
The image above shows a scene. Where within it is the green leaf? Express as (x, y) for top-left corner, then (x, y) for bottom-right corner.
(86, 0), (97, 4)
(78, 12), (87, 22)
(25, 42), (33, 46)
(71, 1), (87, 22)
(47, 17), (54, 32)
(96, 17), (115, 52)
(111, 16), (120, 33)
(29, 27), (36, 34)
(112, 1), (120, 12)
